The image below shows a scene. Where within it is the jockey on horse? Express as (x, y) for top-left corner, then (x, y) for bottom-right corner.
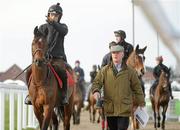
(73, 60), (86, 102)
(150, 56), (173, 99)
(25, 3), (69, 105)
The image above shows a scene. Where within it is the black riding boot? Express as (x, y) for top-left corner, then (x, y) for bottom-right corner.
(57, 69), (68, 105)
(24, 67), (32, 105)
(169, 83), (174, 99)
(151, 80), (158, 96)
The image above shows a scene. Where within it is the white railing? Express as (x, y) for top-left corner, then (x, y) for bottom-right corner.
(0, 83), (38, 130)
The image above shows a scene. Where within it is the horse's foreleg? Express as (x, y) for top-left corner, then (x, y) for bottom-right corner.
(34, 107), (44, 129)
(89, 106), (92, 122)
(97, 109), (101, 123)
(162, 105), (168, 130)
(156, 105), (161, 128)
(63, 105), (72, 130)
(93, 106), (96, 123)
(42, 105), (52, 130)
(77, 106), (81, 124)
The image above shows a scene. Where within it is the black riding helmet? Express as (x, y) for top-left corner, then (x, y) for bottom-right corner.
(114, 30), (126, 39)
(48, 3), (63, 15)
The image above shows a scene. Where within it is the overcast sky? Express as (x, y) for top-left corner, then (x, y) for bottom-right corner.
(0, 0), (179, 81)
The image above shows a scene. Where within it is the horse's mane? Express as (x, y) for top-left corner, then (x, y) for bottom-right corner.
(157, 71), (168, 89)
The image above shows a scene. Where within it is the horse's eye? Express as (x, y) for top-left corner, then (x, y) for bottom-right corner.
(143, 56), (145, 60)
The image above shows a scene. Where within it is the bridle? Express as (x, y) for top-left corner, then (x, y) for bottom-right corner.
(32, 48), (47, 64)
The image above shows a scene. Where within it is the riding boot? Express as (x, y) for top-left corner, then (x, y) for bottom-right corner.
(169, 83), (174, 99)
(61, 79), (68, 105)
(151, 80), (158, 95)
(57, 69), (68, 105)
(24, 67), (32, 105)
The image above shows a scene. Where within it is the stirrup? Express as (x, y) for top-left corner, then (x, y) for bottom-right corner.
(24, 95), (32, 105)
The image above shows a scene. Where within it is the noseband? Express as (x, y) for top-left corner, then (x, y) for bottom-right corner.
(32, 48), (47, 64)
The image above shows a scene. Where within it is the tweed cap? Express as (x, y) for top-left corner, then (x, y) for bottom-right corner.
(110, 45), (124, 52)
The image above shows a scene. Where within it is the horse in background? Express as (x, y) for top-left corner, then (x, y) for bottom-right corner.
(29, 26), (74, 130)
(72, 72), (83, 125)
(150, 69), (171, 130)
(88, 89), (101, 123)
(126, 44), (147, 130)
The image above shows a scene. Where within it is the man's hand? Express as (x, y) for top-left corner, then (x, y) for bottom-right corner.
(46, 17), (54, 24)
(93, 92), (100, 100)
(139, 102), (145, 110)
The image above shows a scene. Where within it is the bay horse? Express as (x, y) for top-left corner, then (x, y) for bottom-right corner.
(126, 44), (147, 130)
(29, 26), (74, 130)
(150, 69), (171, 130)
(88, 89), (101, 123)
(72, 72), (83, 125)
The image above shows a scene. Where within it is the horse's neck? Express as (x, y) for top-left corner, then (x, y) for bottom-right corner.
(32, 64), (47, 84)
(127, 53), (135, 68)
(156, 80), (165, 93)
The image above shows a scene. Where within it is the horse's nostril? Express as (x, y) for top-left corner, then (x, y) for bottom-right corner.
(35, 59), (43, 66)
(141, 69), (145, 75)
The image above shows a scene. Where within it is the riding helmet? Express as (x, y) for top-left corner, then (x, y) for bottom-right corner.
(48, 3), (63, 14)
(114, 30), (126, 39)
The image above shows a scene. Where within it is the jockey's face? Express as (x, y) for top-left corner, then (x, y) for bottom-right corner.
(75, 63), (80, 67)
(49, 13), (60, 22)
(156, 60), (160, 65)
(115, 34), (122, 43)
(111, 51), (124, 64)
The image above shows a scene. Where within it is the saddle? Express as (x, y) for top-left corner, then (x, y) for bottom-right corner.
(48, 63), (75, 88)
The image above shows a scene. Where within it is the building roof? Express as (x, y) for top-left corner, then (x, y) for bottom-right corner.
(0, 64), (26, 83)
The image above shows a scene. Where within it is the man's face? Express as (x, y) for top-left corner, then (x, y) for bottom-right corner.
(115, 34), (122, 43)
(49, 13), (60, 22)
(111, 51), (124, 64)
(75, 63), (80, 67)
(156, 60), (160, 65)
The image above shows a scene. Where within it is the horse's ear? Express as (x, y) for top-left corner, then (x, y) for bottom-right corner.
(135, 44), (139, 52)
(98, 65), (101, 70)
(34, 26), (39, 36)
(168, 67), (171, 73)
(141, 46), (147, 54)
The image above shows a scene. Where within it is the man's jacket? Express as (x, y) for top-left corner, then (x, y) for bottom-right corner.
(39, 22), (68, 61)
(153, 63), (169, 80)
(91, 63), (145, 117)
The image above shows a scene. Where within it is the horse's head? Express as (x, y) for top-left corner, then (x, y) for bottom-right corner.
(159, 68), (171, 90)
(127, 44), (147, 77)
(32, 26), (48, 67)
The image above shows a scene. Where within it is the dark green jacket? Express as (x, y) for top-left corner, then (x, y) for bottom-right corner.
(91, 63), (145, 117)
(153, 63), (169, 80)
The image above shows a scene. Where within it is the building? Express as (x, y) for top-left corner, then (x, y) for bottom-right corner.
(0, 64), (26, 83)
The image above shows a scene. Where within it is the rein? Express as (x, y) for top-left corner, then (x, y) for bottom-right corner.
(14, 48), (45, 80)
(13, 64), (32, 80)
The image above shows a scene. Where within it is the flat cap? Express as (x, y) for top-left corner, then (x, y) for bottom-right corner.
(110, 45), (124, 52)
